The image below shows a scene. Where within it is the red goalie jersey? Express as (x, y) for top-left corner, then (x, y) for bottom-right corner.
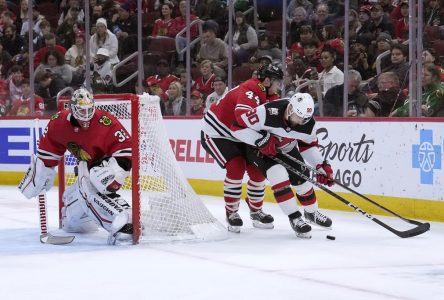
(38, 109), (132, 168)
(203, 78), (277, 140)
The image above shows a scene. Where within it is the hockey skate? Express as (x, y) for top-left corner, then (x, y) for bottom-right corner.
(289, 211), (312, 239)
(226, 211), (243, 233)
(250, 209), (274, 229)
(304, 210), (332, 228)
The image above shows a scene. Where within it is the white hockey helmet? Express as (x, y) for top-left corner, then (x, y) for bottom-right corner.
(70, 88), (95, 126)
(287, 93), (314, 125)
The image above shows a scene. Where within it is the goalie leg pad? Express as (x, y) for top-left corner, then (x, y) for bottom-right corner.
(62, 184), (98, 233)
(18, 155), (56, 199)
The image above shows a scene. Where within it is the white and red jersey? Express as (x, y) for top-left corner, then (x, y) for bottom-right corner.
(233, 99), (323, 166)
(192, 73), (215, 97)
(8, 95), (45, 116)
(38, 109), (132, 168)
(202, 78), (269, 141)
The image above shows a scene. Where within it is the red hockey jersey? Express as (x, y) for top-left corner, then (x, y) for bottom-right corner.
(38, 109), (132, 168)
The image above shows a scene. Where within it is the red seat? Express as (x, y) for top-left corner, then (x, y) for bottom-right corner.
(143, 37), (177, 66)
(265, 20), (284, 46)
(432, 40), (444, 56)
(425, 26), (440, 42)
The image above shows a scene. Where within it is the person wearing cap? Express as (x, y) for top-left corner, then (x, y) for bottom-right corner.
(90, 17), (119, 65)
(110, 3), (137, 57)
(190, 90), (205, 116)
(192, 60), (216, 99)
(370, 3), (395, 38)
(394, 1), (409, 42)
(145, 59), (179, 102)
(356, 5), (376, 47)
(204, 76), (227, 113)
(368, 32), (392, 71)
(91, 48), (113, 93)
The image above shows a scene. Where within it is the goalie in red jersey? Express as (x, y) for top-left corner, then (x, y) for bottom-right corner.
(18, 88), (133, 245)
(201, 64), (283, 232)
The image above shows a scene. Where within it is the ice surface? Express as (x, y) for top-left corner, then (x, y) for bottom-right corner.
(1, 186), (443, 300)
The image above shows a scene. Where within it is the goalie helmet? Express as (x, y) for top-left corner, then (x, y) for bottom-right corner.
(257, 64), (284, 81)
(70, 88), (95, 128)
(287, 93), (314, 125)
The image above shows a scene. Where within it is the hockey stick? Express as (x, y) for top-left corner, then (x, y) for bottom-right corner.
(280, 152), (430, 227)
(268, 154), (430, 238)
(34, 119), (75, 245)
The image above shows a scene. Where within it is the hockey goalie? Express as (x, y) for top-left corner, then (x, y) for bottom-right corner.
(18, 88), (133, 245)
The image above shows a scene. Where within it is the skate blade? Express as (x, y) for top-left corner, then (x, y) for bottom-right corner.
(296, 232), (312, 239)
(252, 220), (274, 229)
(227, 225), (242, 233)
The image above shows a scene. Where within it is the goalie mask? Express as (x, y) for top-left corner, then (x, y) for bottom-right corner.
(287, 93), (314, 126)
(70, 88), (95, 128)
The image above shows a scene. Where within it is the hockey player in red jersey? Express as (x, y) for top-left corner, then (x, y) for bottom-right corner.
(233, 92), (333, 238)
(18, 88), (133, 244)
(201, 64), (284, 232)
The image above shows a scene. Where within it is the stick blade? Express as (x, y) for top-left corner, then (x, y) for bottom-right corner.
(40, 233), (75, 245)
(398, 222), (431, 238)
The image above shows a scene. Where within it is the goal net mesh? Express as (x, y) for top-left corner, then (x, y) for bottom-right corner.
(60, 93), (227, 243)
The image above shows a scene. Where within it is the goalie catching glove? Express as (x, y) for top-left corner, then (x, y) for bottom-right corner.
(18, 155), (56, 199)
(90, 157), (130, 194)
(255, 130), (279, 156)
(316, 161), (334, 186)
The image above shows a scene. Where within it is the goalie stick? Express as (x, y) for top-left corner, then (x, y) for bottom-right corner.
(34, 119), (75, 245)
(268, 153), (430, 238)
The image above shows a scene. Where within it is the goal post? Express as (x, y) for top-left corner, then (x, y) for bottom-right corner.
(57, 93), (227, 244)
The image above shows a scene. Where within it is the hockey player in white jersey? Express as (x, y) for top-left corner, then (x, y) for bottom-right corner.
(232, 93), (333, 238)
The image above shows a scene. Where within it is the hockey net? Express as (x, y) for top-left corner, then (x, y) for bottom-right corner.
(57, 93), (227, 244)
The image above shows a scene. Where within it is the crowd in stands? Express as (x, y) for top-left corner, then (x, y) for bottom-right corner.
(0, 0), (442, 118)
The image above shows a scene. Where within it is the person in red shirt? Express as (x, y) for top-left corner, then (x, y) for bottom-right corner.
(33, 33), (67, 66)
(201, 64), (283, 232)
(8, 79), (45, 116)
(190, 90), (205, 116)
(145, 59), (179, 102)
(192, 59), (215, 99)
(151, 1), (175, 37)
(18, 88), (133, 245)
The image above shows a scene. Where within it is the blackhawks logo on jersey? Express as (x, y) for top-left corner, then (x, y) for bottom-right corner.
(50, 112), (60, 120)
(99, 115), (112, 126)
(67, 142), (92, 161)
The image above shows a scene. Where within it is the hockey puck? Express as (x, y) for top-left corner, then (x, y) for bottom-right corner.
(326, 235), (336, 240)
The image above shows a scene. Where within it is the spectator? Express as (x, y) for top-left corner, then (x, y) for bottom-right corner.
(224, 11), (258, 66)
(151, 1), (175, 37)
(58, 0), (85, 27)
(368, 32), (393, 72)
(90, 3), (105, 28)
(250, 34), (282, 66)
(90, 18), (119, 66)
(34, 20), (53, 51)
(394, 1), (409, 43)
(391, 63), (444, 117)
(0, 43), (12, 78)
(35, 72), (65, 114)
(65, 30), (87, 85)
(347, 9), (361, 43)
(370, 3), (395, 37)
(6, 65), (24, 108)
(165, 81), (186, 116)
(311, 3), (334, 38)
(287, 0), (313, 23)
(204, 76), (227, 113)
(423, 48), (444, 82)
(35, 50), (72, 86)
(17, 0), (30, 32)
(195, 0), (226, 24)
(110, 4), (137, 58)
(145, 59), (179, 102)
(91, 48), (113, 93)
(8, 79), (45, 117)
(356, 5), (376, 47)
(379, 0), (396, 15)
(190, 90), (205, 116)
(288, 6), (310, 45)
(349, 42), (373, 80)
(196, 24), (228, 78)
(289, 25), (321, 60)
(34, 33), (67, 67)
(56, 5), (84, 49)
(301, 38), (322, 72)
(0, 11), (15, 37)
(323, 69), (369, 117)
(320, 24), (344, 57)
(364, 43), (410, 93)
(367, 71), (406, 116)
(20, 4), (45, 39)
(317, 46), (344, 96)
(1, 24), (25, 57)
(424, 0), (443, 27)
(192, 59), (216, 98)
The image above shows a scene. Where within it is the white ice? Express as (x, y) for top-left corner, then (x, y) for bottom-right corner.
(1, 186), (443, 300)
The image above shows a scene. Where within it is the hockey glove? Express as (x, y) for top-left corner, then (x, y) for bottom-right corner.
(18, 155), (56, 199)
(255, 131), (279, 156)
(316, 161), (334, 186)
